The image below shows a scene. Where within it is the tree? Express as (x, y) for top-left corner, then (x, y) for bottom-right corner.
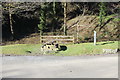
(99, 2), (106, 29)
(51, 0), (56, 33)
(2, 2), (41, 40)
(38, 3), (46, 35)
(3, 2), (15, 40)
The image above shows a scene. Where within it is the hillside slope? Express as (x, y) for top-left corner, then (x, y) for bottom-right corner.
(67, 15), (119, 42)
(2, 15), (119, 45)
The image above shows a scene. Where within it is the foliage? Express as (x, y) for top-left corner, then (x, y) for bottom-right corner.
(38, 3), (46, 35)
(38, 2), (61, 34)
(2, 2), (120, 41)
(99, 2), (106, 27)
(2, 2), (41, 40)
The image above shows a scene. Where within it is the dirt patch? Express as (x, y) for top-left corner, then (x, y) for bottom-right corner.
(2, 33), (40, 45)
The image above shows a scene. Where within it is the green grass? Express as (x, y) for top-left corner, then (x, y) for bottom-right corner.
(2, 44), (41, 55)
(57, 41), (118, 56)
(1, 41), (118, 56)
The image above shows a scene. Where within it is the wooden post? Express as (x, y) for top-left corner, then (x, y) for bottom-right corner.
(94, 31), (96, 45)
(73, 36), (75, 44)
(76, 24), (79, 43)
(40, 31), (42, 44)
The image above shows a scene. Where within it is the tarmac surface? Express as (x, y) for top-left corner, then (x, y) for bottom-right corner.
(2, 54), (118, 78)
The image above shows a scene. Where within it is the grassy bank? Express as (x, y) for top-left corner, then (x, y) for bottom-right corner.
(57, 41), (118, 56)
(2, 44), (41, 55)
(1, 41), (118, 56)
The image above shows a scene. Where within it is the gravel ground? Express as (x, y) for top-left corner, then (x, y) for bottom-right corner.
(2, 54), (118, 78)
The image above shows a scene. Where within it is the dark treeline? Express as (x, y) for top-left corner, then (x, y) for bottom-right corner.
(1, 2), (119, 41)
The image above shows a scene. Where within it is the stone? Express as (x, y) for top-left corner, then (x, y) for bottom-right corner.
(103, 49), (118, 54)
(41, 41), (60, 54)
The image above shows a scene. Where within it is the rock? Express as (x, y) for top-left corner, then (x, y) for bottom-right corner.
(103, 49), (118, 54)
(41, 41), (60, 54)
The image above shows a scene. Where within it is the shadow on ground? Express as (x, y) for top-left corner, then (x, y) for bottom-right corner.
(97, 41), (114, 45)
(59, 45), (67, 51)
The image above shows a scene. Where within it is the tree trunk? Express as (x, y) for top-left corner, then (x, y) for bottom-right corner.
(64, 2), (67, 35)
(52, 1), (56, 35)
(9, 3), (14, 40)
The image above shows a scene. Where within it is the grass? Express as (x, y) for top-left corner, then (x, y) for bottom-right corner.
(1, 41), (118, 56)
(1, 44), (41, 55)
(57, 41), (118, 56)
